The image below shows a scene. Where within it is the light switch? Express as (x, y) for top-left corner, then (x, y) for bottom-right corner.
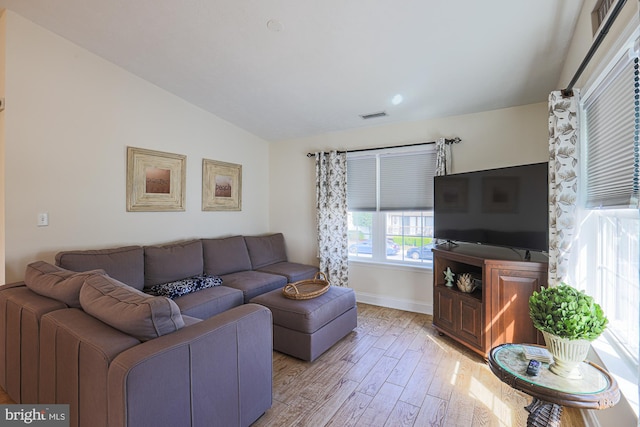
(37, 212), (49, 227)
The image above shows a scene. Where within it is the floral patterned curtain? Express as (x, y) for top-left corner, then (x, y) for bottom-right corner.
(435, 137), (449, 176)
(548, 90), (580, 285)
(315, 151), (349, 287)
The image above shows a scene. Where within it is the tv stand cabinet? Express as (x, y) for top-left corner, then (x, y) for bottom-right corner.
(432, 244), (547, 358)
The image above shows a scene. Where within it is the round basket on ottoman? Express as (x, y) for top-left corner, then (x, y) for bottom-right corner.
(250, 285), (357, 362)
(282, 272), (330, 300)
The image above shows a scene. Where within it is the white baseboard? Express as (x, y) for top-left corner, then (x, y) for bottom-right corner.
(581, 409), (600, 427)
(354, 291), (433, 315)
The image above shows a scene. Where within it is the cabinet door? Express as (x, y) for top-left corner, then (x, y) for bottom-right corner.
(487, 266), (545, 347)
(434, 288), (455, 333)
(458, 297), (482, 347)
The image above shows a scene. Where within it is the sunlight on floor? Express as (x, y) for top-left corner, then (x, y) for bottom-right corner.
(449, 360), (460, 385)
(469, 376), (514, 426)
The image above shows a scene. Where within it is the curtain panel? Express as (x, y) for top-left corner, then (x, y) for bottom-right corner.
(548, 90), (580, 285)
(315, 151), (349, 287)
(435, 137), (449, 176)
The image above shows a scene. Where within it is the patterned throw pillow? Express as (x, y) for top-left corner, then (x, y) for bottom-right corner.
(146, 274), (223, 299)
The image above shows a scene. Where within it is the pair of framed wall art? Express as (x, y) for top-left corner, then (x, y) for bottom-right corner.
(126, 146), (241, 212)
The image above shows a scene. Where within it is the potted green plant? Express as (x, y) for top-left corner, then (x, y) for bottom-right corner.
(529, 283), (608, 378)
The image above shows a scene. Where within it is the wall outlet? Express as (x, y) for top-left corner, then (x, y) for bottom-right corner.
(37, 212), (49, 227)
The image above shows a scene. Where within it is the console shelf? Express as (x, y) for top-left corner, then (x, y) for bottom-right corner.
(432, 244), (548, 357)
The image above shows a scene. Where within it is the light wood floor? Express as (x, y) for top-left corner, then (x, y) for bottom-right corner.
(253, 302), (585, 427)
(0, 303), (585, 426)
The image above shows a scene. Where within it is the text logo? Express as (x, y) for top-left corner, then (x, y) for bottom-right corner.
(0, 405), (69, 427)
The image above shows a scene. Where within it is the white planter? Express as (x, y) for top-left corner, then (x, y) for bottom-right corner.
(542, 331), (591, 379)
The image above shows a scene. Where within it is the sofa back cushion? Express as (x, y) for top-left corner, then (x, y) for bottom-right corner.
(24, 261), (105, 308)
(244, 233), (288, 269)
(143, 240), (203, 288)
(80, 274), (184, 341)
(202, 236), (252, 276)
(55, 246), (145, 290)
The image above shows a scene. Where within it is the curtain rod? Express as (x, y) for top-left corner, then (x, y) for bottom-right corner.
(562, 0), (628, 96)
(305, 137), (461, 157)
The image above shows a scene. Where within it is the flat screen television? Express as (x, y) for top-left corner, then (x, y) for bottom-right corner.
(433, 162), (549, 253)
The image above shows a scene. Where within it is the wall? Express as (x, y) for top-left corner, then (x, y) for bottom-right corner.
(2, 11), (271, 283)
(0, 11), (5, 285)
(269, 102), (549, 313)
(557, 0), (639, 91)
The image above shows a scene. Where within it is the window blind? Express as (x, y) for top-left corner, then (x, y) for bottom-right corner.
(347, 149), (437, 211)
(346, 156), (376, 210)
(584, 50), (639, 208)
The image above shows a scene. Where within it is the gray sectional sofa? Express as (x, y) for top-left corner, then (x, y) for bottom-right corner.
(0, 233), (318, 427)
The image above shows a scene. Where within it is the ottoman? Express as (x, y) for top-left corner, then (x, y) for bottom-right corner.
(250, 286), (357, 362)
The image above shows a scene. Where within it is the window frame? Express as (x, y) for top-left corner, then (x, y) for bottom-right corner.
(575, 27), (640, 416)
(346, 146), (437, 268)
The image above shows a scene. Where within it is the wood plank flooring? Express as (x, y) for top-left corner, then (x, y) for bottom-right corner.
(0, 302), (585, 426)
(253, 302), (586, 427)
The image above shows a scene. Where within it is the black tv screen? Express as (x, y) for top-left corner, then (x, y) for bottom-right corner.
(434, 162), (549, 252)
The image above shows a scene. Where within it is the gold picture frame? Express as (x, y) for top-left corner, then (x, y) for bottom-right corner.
(202, 159), (242, 211)
(126, 147), (186, 212)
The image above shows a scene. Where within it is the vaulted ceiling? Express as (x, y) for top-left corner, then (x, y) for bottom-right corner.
(0, 0), (584, 141)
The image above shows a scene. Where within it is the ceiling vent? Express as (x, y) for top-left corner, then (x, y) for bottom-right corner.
(360, 111), (387, 120)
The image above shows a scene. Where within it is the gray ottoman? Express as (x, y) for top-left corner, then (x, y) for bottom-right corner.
(250, 286), (357, 362)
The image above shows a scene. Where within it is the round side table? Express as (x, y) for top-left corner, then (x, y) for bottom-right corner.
(488, 343), (620, 427)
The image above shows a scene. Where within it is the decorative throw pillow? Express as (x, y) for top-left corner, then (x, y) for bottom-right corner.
(24, 261), (106, 308)
(80, 273), (184, 342)
(146, 274), (223, 299)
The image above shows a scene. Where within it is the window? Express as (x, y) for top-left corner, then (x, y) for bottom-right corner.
(592, 0), (617, 33)
(576, 31), (639, 411)
(346, 148), (437, 266)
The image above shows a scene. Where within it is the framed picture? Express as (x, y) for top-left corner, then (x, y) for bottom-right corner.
(126, 147), (186, 212)
(435, 177), (469, 213)
(202, 159), (242, 211)
(482, 177), (519, 213)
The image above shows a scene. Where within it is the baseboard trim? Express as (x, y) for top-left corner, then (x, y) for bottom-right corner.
(581, 409), (600, 427)
(354, 291), (432, 315)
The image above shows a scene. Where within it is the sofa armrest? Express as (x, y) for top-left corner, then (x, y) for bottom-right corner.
(39, 309), (141, 427)
(108, 303), (273, 427)
(0, 284), (67, 403)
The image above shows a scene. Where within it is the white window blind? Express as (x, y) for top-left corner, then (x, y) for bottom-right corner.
(583, 49), (639, 208)
(346, 156), (376, 211)
(347, 149), (437, 211)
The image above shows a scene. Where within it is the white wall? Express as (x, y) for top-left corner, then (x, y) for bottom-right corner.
(556, 0), (639, 91)
(1, 11), (271, 283)
(0, 11), (6, 285)
(269, 102), (549, 313)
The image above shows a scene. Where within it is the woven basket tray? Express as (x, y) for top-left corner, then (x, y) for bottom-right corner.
(282, 272), (330, 300)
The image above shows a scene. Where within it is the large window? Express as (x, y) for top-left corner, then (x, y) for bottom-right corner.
(346, 148), (436, 266)
(576, 30), (639, 411)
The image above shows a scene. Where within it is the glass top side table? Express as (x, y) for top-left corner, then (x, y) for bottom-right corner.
(488, 343), (620, 427)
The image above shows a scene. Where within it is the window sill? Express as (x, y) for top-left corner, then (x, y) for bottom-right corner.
(348, 258), (433, 273)
(588, 334), (638, 419)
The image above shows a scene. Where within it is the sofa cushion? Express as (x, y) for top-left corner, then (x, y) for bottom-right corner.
(145, 274), (222, 299)
(244, 233), (288, 269)
(256, 262), (319, 283)
(55, 246), (145, 290)
(172, 286), (244, 320)
(202, 236), (252, 276)
(24, 261), (105, 308)
(80, 274), (184, 342)
(220, 270), (287, 303)
(144, 240), (203, 288)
